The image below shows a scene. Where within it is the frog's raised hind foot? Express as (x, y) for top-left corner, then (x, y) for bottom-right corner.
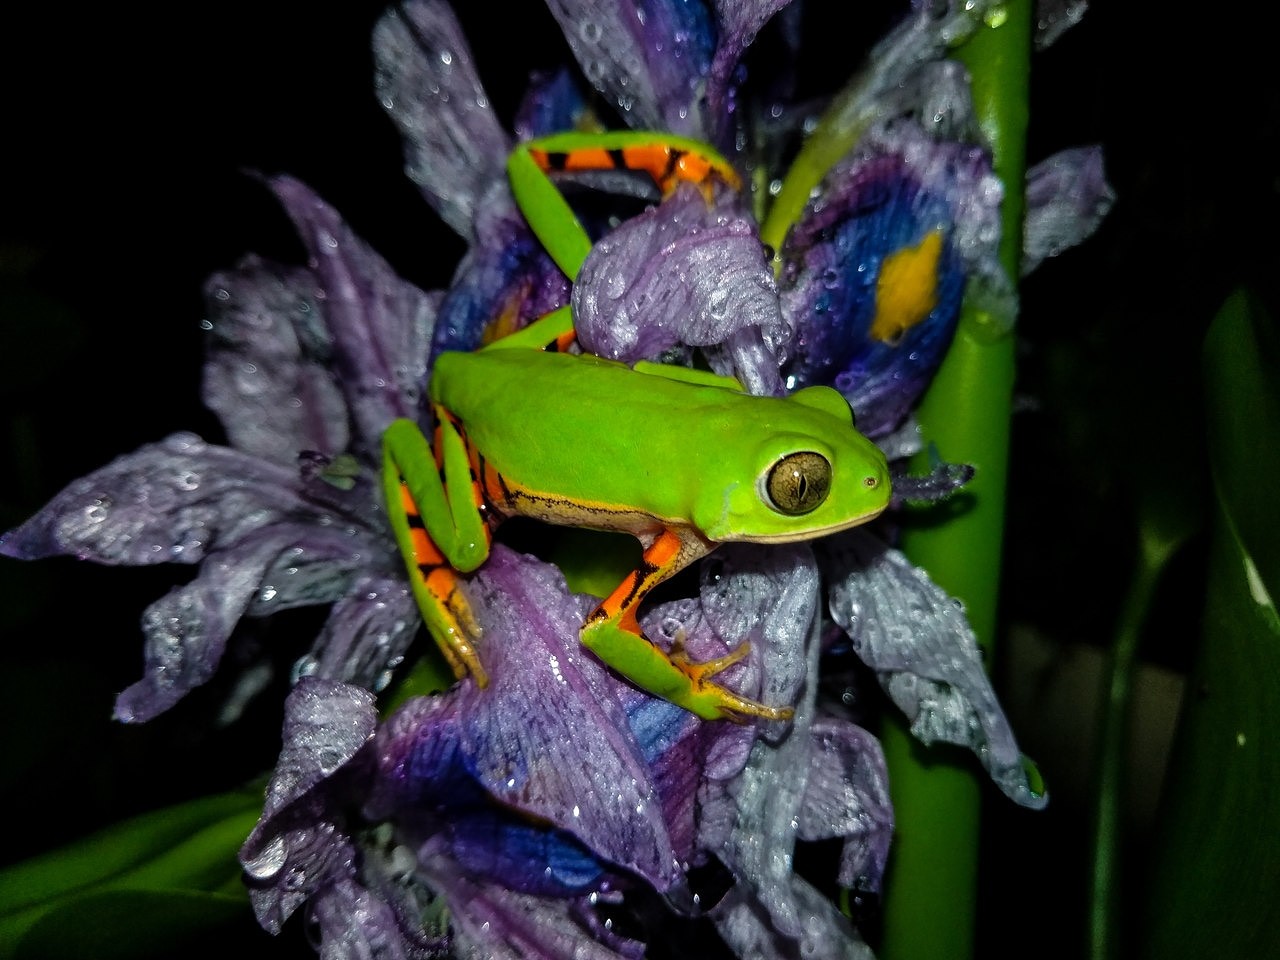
(579, 614), (793, 722)
(668, 640), (794, 722)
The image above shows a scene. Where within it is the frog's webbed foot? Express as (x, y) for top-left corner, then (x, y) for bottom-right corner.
(581, 613), (793, 722)
(668, 637), (794, 723)
(433, 585), (488, 686)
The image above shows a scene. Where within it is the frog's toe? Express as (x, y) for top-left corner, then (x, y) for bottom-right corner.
(669, 639), (751, 681)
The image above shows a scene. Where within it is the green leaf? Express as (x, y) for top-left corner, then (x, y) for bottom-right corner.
(9, 889), (260, 960)
(0, 790), (260, 917)
(1140, 289), (1280, 959)
(0, 792), (262, 957)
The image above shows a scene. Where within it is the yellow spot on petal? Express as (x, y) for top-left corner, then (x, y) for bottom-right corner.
(869, 229), (944, 344)
(481, 288), (531, 346)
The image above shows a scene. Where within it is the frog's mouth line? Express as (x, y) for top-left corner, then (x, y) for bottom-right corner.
(723, 502), (891, 545)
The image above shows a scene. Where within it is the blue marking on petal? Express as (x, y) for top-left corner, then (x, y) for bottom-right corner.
(430, 227), (569, 357)
(648, 0), (717, 77)
(452, 812), (606, 896)
(781, 154), (968, 436)
(513, 67), (589, 141)
(625, 695), (693, 765)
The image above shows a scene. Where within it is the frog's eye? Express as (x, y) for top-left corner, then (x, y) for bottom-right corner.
(764, 452), (832, 515)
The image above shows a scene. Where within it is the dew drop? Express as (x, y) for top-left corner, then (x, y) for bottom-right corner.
(243, 835), (288, 879)
(317, 746), (346, 775)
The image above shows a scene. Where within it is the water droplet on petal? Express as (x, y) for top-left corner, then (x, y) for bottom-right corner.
(243, 835), (288, 879)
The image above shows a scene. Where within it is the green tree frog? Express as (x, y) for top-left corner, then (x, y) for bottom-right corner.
(382, 131), (891, 721)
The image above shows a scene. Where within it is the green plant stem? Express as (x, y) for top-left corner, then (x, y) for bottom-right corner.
(1088, 524), (1179, 960)
(884, 5), (1031, 959)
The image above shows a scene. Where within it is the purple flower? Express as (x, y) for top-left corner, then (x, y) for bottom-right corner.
(1, 0), (1111, 957)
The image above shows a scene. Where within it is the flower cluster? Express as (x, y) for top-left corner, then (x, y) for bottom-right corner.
(1, 1), (1111, 957)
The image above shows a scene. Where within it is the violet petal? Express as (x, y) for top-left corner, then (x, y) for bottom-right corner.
(704, 0), (795, 142)
(416, 848), (644, 960)
(512, 67), (588, 142)
(305, 573), (420, 692)
(373, 546), (682, 893)
(823, 529), (1047, 808)
(372, 0), (510, 237)
(240, 679), (378, 933)
(543, 0), (712, 138)
(1022, 145), (1115, 275)
(781, 124), (1001, 436)
(429, 204), (571, 355)
(797, 716), (894, 893)
(202, 255), (349, 464)
(269, 175), (437, 457)
(0, 434), (304, 565)
(115, 521), (374, 722)
(573, 187), (784, 391)
(309, 878), (434, 960)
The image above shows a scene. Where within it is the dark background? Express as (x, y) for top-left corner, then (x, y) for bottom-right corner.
(1, 2), (1275, 957)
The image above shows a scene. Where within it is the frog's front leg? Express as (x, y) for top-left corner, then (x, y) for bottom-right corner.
(382, 413), (493, 685)
(580, 526), (794, 722)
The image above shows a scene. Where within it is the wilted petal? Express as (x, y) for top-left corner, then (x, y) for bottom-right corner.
(310, 878), (436, 960)
(371, 546), (682, 893)
(1034, 0), (1088, 49)
(573, 187), (785, 392)
(823, 530), (1047, 808)
(373, 0), (510, 237)
(116, 522), (376, 722)
(512, 67), (589, 143)
(543, 0), (712, 138)
(241, 679), (378, 933)
(1022, 145), (1115, 275)
(704, 0), (794, 141)
(781, 124), (1001, 436)
(305, 573), (420, 691)
(430, 203), (571, 355)
(696, 543), (819, 723)
(891, 460), (975, 505)
(797, 717), (893, 893)
(698, 592), (873, 958)
(269, 175), (438, 457)
(0, 434), (306, 565)
(629, 549), (820, 859)
(202, 255), (349, 464)
(417, 848), (643, 960)
(712, 873), (875, 960)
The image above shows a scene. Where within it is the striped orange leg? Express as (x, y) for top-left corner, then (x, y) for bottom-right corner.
(506, 131), (741, 280)
(382, 413), (492, 685)
(578, 527), (794, 722)
(526, 134), (742, 199)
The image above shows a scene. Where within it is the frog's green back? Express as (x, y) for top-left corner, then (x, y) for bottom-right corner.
(431, 349), (889, 542)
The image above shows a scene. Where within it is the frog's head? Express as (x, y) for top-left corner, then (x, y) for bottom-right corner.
(695, 386), (891, 543)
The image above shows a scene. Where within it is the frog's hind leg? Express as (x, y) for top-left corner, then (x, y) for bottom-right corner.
(579, 526), (794, 722)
